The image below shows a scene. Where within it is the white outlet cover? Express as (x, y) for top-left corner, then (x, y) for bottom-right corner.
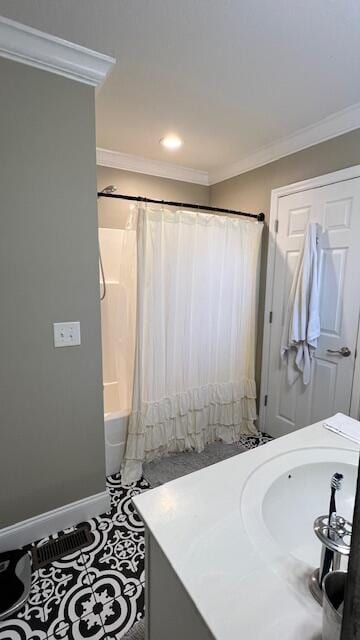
(53, 322), (81, 348)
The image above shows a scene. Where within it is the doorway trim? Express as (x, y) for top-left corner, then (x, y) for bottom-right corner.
(259, 163), (360, 433)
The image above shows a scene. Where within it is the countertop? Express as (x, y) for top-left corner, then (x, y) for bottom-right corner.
(133, 423), (359, 639)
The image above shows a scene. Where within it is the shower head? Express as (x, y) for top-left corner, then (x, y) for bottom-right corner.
(101, 185), (117, 194)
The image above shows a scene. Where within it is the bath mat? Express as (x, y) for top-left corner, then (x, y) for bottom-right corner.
(143, 434), (272, 487)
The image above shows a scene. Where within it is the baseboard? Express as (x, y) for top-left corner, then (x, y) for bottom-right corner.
(0, 491), (111, 552)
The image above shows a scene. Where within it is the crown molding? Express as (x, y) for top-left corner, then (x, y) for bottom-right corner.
(0, 16), (115, 86)
(97, 102), (360, 187)
(208, 102), (360, 185)
(96, 147), (209, 185)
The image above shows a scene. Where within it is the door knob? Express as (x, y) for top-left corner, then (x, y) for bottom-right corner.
(327, 347), (351, 357)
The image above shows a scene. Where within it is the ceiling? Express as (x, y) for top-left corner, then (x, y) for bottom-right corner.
(1, 0), (360, 182)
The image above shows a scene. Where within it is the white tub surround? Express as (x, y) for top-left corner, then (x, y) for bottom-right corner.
(133, 422), (359, 640)
(98, 225), (136, 474)
(99, 226), (136, 415)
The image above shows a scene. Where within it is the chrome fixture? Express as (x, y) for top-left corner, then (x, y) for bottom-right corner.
(326, 347), (351, 357)
(100, 185), (117, 194)
(309, 515), (352, 604)
(309, 473), (352, 605)
(322, 571), (346, 640)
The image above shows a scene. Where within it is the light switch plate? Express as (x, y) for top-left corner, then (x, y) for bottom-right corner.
(53, 322), (81, 348)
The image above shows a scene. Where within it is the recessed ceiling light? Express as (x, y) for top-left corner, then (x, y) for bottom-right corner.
(159, 134), (183, 150)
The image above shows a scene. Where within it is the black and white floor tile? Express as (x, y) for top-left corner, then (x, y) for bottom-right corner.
(0, 477), (148, 640)
(0, 433), (272, 640)
(237, 432), (273, 450)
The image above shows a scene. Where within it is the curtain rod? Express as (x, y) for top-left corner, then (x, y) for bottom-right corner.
(97, 191), (265, 222)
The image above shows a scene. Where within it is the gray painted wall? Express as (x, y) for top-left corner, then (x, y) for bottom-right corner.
(4, 49), (359, 530)
(210, 129), (360, 392)
(97, 166), (210, 228)
(0, 59), (106, 527)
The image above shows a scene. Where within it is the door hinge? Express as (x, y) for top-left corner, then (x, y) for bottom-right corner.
(269, 311), (273, 323)
(264, 395), (268, 406)
(275, 219), (279, 233)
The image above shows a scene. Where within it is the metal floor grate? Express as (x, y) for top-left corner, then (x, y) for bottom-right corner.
(32, 526), (93, 569)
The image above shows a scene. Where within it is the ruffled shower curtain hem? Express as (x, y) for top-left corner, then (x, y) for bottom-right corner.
(121, 379), (258, 484)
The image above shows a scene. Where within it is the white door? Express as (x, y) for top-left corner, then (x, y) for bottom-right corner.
(266, 178), (360, 437)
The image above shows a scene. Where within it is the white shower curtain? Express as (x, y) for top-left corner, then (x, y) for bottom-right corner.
(122, 206), (263, 483)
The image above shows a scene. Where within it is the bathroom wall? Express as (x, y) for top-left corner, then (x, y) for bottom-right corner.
(210, 129), (360, 392)
(0, 58), (105, 527)
(97, 166), (210, 228)
(99, 130), (360, 398)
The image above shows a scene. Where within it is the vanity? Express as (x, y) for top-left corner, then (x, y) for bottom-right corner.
(132, 423), (359, 639)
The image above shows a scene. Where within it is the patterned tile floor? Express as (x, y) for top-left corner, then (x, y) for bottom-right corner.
(0, 477), (149, 640)
(234, 432), (272, 451)
(0, 434), (272, 640)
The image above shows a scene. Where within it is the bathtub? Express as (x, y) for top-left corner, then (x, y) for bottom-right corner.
(104, 410), (129, 477)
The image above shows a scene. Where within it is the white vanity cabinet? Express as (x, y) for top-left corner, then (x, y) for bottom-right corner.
(144, 529), (213, 639)
(133, 423), (359, 640)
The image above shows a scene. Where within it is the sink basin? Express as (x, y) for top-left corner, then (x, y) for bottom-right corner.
(262, 459), (356, 565)
(241, 446), (358, 600)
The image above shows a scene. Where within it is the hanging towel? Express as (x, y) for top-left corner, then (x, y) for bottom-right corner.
(280, 222), (320, 385)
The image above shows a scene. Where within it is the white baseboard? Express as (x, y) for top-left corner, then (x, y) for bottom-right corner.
(0, 491), (111, 552)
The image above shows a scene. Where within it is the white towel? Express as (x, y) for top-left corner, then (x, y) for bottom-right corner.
(281, 222), (320, 385)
